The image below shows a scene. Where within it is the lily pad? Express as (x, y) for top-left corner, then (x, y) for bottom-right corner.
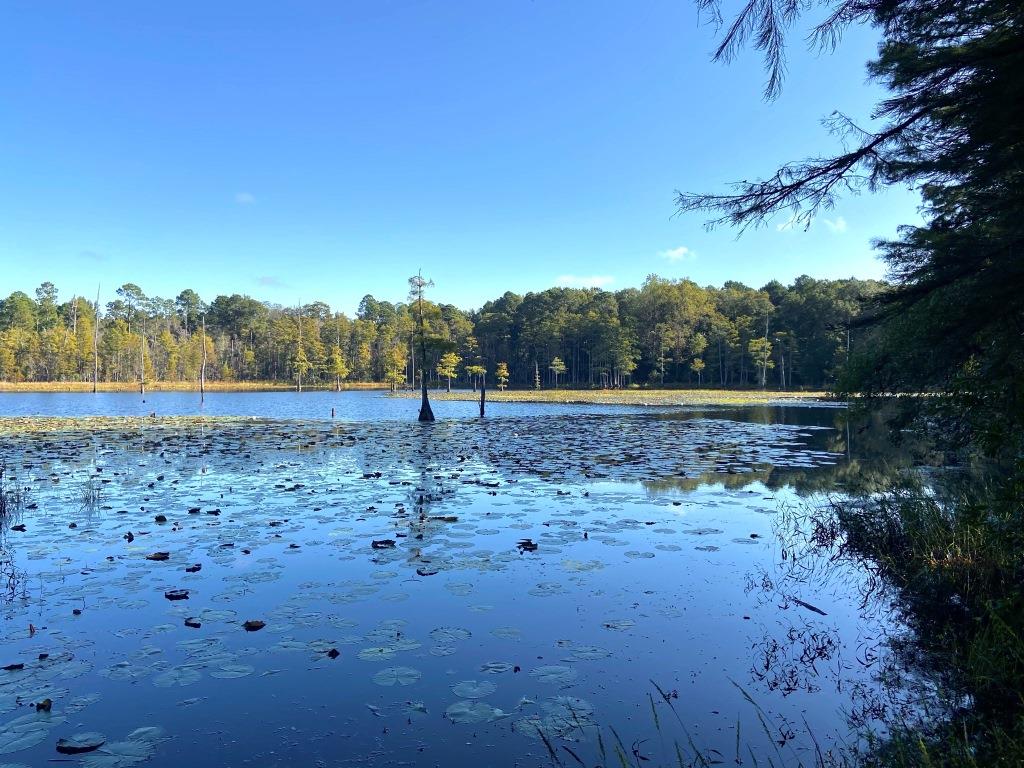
(152, 666), (201, 688)
(529, 665), (578, 685)
(371, 666), (421, 687)
(208, 664), (254, 679)
(451, 679), (497, 698)
(80, 726), (165, 768)
(429, 626), (471, 643)
(0, 713), (66, 755)
(446, 700), (502, 724)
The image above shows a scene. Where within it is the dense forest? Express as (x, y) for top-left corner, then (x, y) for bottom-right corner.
(0, 275), (883, 390)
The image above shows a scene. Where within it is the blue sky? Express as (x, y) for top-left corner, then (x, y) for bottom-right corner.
(0, 1), (919, 314)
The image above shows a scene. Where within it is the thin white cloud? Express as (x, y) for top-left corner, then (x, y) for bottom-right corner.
(256, 275), (286, 288)
(777, 214), (847, 233)
(235, 192), (257, 205)
(554, 274), (615, 289)
(658, 246), (696, 262)
(822, 216), (848, 233)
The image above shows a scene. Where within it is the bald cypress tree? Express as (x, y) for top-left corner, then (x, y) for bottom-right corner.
(408, 271), (435, 422)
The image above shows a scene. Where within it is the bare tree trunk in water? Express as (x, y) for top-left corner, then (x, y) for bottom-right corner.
(479, 372), (486, 417)
(419, 371), (434, 421)
(413, 271), (434, 422)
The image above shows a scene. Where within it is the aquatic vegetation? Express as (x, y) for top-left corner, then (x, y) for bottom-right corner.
(373, 667), (422, 687)
(0, 406), (894, 766)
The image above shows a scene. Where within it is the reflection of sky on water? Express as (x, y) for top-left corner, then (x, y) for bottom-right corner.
(0, 389), (845, 422)
(0, 401), (902, 767)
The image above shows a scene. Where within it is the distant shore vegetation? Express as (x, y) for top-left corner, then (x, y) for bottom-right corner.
(0, 275), (881, 393)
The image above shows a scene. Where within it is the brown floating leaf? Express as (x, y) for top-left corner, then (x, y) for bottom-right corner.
(146, 552), (170, 562)
(371, 539), (396, 549)
(56, 732), (106, 755)
(2, 663), (24, 672)
(35, 698), (52, 712)
(185, 563), (202, 573)
(243, 620), (266, 632)
(164, 589), (189, 601)
(326, 648), (340, 659)
(184, 618), (201, 629)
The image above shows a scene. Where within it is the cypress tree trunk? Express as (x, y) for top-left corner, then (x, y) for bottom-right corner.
(418, 373), (434, 421)
(416, 317), (433, 422)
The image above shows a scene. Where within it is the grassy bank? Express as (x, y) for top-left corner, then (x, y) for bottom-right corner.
(0, 381), (388, 393)
(772, 464), (1024, 767)
(393, 387), (832, 406)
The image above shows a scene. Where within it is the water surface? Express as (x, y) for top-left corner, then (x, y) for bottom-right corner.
(0, 394), (899, 767)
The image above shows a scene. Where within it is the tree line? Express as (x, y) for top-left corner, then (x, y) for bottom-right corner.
(0, 274), (885, 390)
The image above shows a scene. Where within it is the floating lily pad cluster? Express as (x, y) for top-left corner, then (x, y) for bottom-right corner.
(0, 409), (869, 767)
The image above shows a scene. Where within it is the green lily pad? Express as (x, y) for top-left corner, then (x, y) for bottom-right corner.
(446, 700), (502, 724)
(0, 713), (66, 755)
(451, 680), (496, 698)
(371, 666), (421, 686)
(529, 665), (578, 685)
(208, 664), (254, 679)
(80, 726), (165, 768)
(428, 627), (471, 643)
(152, 666), (201, 688)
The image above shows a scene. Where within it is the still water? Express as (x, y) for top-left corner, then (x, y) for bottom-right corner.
(0, 393), (898, 767)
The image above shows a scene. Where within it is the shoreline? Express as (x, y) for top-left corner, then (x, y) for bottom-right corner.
(389, 388), (835, 407)
(0, 381), (388, 393)
(0, 384), (835, 406)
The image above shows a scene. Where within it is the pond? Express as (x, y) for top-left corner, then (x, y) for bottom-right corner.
(0, 393), (904, 767)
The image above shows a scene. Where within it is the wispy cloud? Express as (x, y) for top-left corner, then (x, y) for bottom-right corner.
(555, 274), (614, 289)
(822, 216), (848, 234)
(776, 214), (848, 234)
(658, 245), (696, 263)
(256, 275), (286, 288)
(235, 192), (257, 205)
(79, 250), (107, 263)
